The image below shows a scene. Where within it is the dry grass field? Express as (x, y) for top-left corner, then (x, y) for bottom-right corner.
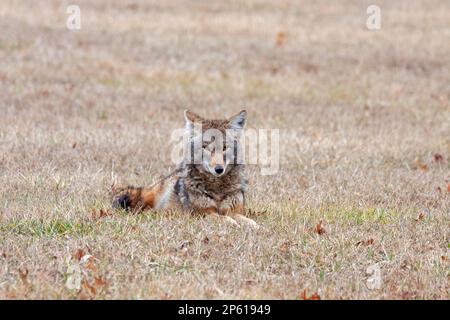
(0, 0), (449, 299)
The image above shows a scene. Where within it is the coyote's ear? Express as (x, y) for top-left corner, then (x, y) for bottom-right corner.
(184, 110), (203, 130)
(184, 110), (203, 123)
(227, 110), (247, 130)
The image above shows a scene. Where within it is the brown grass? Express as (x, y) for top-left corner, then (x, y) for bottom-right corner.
(0, 0), (449, 299)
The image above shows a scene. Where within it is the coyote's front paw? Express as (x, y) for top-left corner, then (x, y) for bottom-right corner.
(112, 188), (132, 210)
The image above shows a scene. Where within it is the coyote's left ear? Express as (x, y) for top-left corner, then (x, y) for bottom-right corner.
(227, 110), (247, 130)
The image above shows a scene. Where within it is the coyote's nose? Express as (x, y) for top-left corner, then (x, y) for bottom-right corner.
(214, 165), (224, 175)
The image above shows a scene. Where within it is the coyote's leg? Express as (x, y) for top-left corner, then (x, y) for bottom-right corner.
(188, 193), (218, 215)
(218, 192), (259, 229)
(207, 213), (240, 227)
(188, 193), (239, 226)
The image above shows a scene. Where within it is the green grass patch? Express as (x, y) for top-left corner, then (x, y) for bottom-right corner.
(321, 206), (406, 224)
(0, 219), (94, 237)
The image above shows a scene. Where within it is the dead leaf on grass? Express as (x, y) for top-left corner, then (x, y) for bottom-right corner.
(315, 221), (326, 235)
(91, 208), (112, 220)
(276, 31), (286, 47)
(73, 249), (85, 261)
(415, 158), (428, 172)
(433, 153), (444, 162)
(356, 239), (375, 246)
(415, 210), (428, 221)
(300, 289), (321, 300)
(18, 268), (29, 285)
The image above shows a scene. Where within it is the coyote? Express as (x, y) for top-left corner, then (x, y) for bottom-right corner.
(111, 110), (258, 228)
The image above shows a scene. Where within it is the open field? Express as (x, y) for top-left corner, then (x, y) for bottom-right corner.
(0, 0), (449, 299)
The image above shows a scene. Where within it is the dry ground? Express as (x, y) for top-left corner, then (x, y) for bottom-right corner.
(0, 0), (449, 299)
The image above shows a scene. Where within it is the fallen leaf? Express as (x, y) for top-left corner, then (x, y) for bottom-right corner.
(81, 255), (97, 272)
(276, 31), (286, 47)
(73, 249), (85, 261)
(91, 208), (112, 219)
(244, 279), (257, 286)
(99, 209), (110, 218)
(82, 280), (96, 296)
(160, 293), (171, 300)
(280, 241), (291, 253)
(315, 221), (326, 235)
(401, 291), (415, 299)
(246, 209), (267, 217)
(415, 158), (428, 172)
(18, 268), (29, 285)
(401, 260), (412, 270)
(94, 276), (107, 287)
(300, 290), (321, 300)
(415, 210), (427, 221)
(356, 239), (375, 246)
(433, 153), (444, 162)
(127, 3), (138, 10)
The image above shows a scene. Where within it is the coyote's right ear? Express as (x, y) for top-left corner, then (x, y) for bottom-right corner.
(184, 110), (203, 131)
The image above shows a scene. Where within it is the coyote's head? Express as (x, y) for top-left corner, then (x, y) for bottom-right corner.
(184, 109), (246, 177)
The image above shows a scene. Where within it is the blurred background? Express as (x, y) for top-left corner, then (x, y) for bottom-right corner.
(0, 0), (449, 299)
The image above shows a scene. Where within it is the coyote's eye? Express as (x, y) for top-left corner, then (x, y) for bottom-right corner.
(202, 142), (214, 152)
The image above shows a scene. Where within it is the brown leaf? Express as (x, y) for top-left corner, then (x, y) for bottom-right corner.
(18, 268), (29, 284)
(356, 239), (375, 246)
(433, 153), (444, 162)
(300, 289), (321, 300)
(315, 221), (326, 235)
(244, 279), (257, 286)
(160, 293), (171, 300)
(276, 31), (286, 47)
(415, 158), (428, 172)
(94, 276), (107, 288)
(401, 260), (412, 270)
(280, 241), (291, 253)
(82, 280), (96, 296)
(91, 208), (112, 220)
(246, 208), (268, 217)
(415, 211), (426, 221)
(447, 183), (450, 193)
(73, 249), (85, 261)
(84, 258), (97, 273)
(99, 209), (110, 218)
